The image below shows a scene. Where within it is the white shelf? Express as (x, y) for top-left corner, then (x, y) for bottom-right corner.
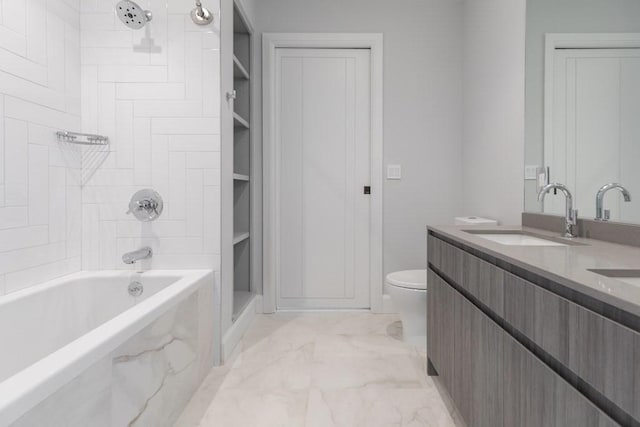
(233, 231), (250, 245)
(233, 173), (250, 182)
(233, 55), (250, 80)
(233, 112), (250, 129)
(232, 290), (254, 321)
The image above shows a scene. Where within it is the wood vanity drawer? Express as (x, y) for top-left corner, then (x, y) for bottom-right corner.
(503, 272), (640, 422)
(503, 327), (619, 427)
(429, 235), (504, 317)
(428, 236), (464, 284)
(462, 252), (505, 317)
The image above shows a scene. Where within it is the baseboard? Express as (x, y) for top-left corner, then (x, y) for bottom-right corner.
(381, 294), (397, 314)
(254, 294), (264, 314)
(222, 294), (256, 363)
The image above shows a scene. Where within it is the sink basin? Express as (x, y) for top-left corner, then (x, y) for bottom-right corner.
(463, 230), (569, 247)
(588, 269), (640, 286)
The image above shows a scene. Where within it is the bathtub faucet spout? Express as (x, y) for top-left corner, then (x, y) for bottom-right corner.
(122, 247), (153, 265)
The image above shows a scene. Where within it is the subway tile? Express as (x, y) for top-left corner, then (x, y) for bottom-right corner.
(0, 48), (47, 86)
(0, 207), (28, 230)
(5, 119), (28, 206)
(115, 101), (134, 169)
(81, 65), (99, 133)
(0, 95), (4, 185)
(167, 14), (185, 82)
(26, 0), (48, 65)
(186, 151), (220, 169)
(5, 256), (80, 294)
(3, 0), (27, 35)
(4, 96), (77, 130)
(0, 225), (48, 252)
(203, 186), (220, 254)
(203, 169), (221, 186)
(81, 47), (150, 66)
(169, 152), (187, 220)
(0, 25), (26, 57)
(98, 65), (167, 82)
(186, 169), (204, 236)
(202, 50), (220, 117)
(27, 145), (49, 225)
(49, 167), (67, 242)
(115, 83), (185, 100)
(184, 32), (203, 101)
(0, 241), (66, 276)
(168, 134), (221, 152)
(152, 117), (220, 135)
(134, 100), (203, 117)
(81, 30), (133, 48)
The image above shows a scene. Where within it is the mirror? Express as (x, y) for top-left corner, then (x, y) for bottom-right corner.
(524, 0), (640, 223)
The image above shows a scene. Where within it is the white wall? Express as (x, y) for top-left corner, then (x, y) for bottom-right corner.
(250, 0), (465, 278)
(0, 0), (82, 295)
(79, 0), (222, 271)
(461, 0), (526, 226)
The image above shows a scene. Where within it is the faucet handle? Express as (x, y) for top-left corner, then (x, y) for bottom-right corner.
(604, 209), (611, 221)
(127, 189), (163, 222)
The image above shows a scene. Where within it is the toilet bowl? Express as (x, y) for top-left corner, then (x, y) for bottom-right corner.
(385, 270), (427, 350)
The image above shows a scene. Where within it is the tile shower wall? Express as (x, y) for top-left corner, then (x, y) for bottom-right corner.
(80, 0), (222, 270)
(0, 0), (82, 295)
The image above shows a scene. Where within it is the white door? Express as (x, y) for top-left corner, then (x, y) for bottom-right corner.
(546, 48), (640, 221)
(275, 48), (371, 310)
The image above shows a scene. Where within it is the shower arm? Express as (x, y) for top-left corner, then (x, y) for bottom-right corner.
(194, 1), (205, 17)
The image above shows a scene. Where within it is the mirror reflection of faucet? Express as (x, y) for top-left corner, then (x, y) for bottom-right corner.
(595, 183), (632, 221)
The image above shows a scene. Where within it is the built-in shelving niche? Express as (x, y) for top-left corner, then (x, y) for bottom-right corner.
(232, 2), (252, 322)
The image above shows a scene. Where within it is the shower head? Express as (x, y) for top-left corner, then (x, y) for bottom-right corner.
(116, 0), (152, 30)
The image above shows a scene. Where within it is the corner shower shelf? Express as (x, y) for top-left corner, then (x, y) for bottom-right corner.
(233, 112), (250, 129)
(233, 55), (250, 80)
(233, 173), (249, 182)
(56, 131), (109, 146)
(233, 231), (250, 245)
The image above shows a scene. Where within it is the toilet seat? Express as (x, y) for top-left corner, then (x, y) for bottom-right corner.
(386, 270), (427, 290)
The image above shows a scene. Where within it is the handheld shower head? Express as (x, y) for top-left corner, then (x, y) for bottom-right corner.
(116, 0), (152, 30)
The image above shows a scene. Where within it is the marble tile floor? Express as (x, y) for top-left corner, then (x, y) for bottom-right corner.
(176, 312), (459, 427)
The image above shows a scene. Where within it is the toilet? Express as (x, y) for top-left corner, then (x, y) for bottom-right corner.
(385, 269), (427, 349)
(386, 217), (497, 350)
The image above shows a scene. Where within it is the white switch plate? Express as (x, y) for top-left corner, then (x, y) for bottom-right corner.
(524, 165), (539, 180)
(387, 165), (402, 180)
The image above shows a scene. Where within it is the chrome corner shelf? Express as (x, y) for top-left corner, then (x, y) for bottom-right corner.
(56, 131), (109, 146)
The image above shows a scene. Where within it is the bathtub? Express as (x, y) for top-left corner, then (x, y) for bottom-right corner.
(0, 270), (215, 426)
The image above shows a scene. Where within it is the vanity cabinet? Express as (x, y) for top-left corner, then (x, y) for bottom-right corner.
(428, 233), (628, 426)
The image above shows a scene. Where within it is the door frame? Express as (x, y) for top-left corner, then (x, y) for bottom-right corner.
(262, 33), (384, 313)
(543, 33), (640, 175)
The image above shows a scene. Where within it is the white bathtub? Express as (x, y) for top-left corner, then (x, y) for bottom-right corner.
(0, 270), (215, 426)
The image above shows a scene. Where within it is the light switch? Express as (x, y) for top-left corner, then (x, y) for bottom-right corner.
(524, 165), (539, 180)
(387, 165), (402, 180)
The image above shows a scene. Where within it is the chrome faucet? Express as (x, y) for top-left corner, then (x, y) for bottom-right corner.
(538, 183), (578, 238)
(595, 183), (632, 221)
(122, 247), (153, 265)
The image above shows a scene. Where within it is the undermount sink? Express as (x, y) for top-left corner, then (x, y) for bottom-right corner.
(588, 269), (640, 287)
(463, 230), (570, 247)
